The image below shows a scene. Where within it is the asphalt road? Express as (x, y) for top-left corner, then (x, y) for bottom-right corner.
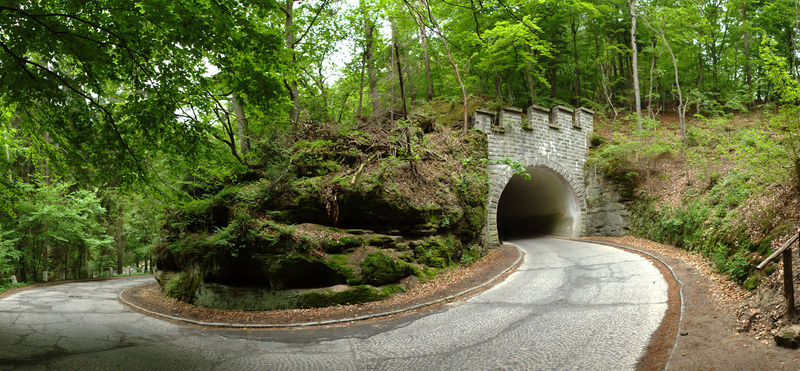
(0, 238), (668, 370)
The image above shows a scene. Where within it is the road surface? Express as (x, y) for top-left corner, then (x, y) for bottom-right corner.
(0, 238), (668, 370)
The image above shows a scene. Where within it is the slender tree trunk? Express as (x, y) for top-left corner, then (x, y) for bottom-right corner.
(743, 1), (752, 91)
(419, 18), (434, 101)
(423, 1), (468, 134)
(365, 16), (379, 115)
(697, 46), (703, 114)
(571, 18), (581, 104)
(3, 136), (11, 183)
(392, 19), (407, 118)
(526, 65), (537, 106)
(116, 212), (123, 275)
(495, 69), (502, 99)
(630, 0), (642, 128)
(643, 17), (687, 149)
(231, 93), (249, 155)
(794, 0), (799, 82)
(285, 0), (300, 122)
(648, 39), (664, 120)
(357, 48), (366, 117)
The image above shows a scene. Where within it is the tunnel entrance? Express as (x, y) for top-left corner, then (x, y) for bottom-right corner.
(496, 166), (580, 241)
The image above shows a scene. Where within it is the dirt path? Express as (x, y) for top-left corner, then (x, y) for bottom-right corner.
(589, 236), (800, 370)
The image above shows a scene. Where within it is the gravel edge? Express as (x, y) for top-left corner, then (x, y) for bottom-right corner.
(118, 244), (524, 329)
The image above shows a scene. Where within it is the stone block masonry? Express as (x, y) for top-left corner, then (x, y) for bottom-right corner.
(473, 105), (594, 247)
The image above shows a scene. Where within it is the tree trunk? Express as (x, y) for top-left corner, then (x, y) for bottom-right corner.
(794, 0), (799, 82)
(419, 17), (434, 101)
(365, 16), (379, 115)
(648, 39), (664, 120)
(630, 0), (642, 128)
(495, 69), (502, 99)
(743, 1), (752, 91)
(643, 18), (687, 149)
(116, 211), (124, 275)
(526, 65), (537, 106)
(285, 0), (300, 122)
(392, 19), (407, 118)
(357, 48), (366, 117)
(423, 1), (468, 134)
(571, 18), (581, 104)
(231, 93), (250, 155)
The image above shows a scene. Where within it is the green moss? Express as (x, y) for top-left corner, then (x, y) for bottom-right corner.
(297, 292), (334, 308)
(195, 284), (302, 310)
(163, 270), (202, 303)
(323, 236), (364, 252)
(332, 285), (388, 304)
(381, 284), (406, 296)
(414, 236), (459, 268)
(299, 285), (389, 308)
(743, 274), (761, 291)
(360, 252), (414, 286)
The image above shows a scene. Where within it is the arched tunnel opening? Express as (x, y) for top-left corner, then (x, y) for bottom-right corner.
(496, 166), (580, 241)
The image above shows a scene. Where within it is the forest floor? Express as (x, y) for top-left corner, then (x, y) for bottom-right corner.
(590, 235), (800, 370)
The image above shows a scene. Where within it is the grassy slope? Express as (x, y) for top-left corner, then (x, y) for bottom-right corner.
(589, 108), (800, 291)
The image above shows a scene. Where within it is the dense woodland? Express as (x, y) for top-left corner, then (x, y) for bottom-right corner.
(1, 0), (799, 288)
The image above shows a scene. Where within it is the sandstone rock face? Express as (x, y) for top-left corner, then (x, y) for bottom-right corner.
(584, 168), (631, 237)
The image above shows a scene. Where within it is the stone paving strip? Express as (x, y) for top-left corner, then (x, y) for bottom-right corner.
(0, 238), (668, 370)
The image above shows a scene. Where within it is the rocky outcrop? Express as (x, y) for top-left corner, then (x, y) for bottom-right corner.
(584, 167), (631, 236)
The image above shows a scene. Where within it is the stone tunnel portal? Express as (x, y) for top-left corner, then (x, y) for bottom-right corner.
(496, 166), (580, 241)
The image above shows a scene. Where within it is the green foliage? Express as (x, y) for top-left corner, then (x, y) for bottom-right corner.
(460, 244), (482, 265)
(495, 158), (530, 181)
(0, 0), (286, 185)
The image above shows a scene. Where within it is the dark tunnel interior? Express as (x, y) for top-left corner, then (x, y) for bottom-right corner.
(496, 166), (579, 242)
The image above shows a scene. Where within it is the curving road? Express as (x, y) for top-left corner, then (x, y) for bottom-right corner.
(0, 238), (668, 370)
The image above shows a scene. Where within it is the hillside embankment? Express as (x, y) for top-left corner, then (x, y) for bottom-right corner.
(589, 109), (800, 345)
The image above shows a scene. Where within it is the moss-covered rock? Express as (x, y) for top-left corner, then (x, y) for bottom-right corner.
(155, 101), (490, 310)
(159, 269), (201, 303)
(360, 251), (414, 286)
(413, 236), (460, 268)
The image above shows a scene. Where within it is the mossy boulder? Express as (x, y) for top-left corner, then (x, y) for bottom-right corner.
(157, 269), (202, 303)
(775, 325), (800, 349)
(360, 252), (415, 286)
(413, 236), (460, 268)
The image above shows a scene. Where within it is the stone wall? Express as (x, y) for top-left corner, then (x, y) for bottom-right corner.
(584, 168), (631, 237)
(474, 105), (594, 247)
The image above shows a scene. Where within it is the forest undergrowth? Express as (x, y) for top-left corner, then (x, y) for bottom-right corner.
(589, 106), (800, 334)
